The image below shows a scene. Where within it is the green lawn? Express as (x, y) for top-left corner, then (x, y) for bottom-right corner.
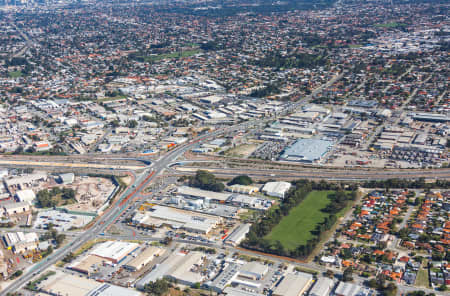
(8, 71), (22, 78)
(375, 22), (406, 28)
(98, 95), (127, 102)
(144, 49), (201, 62)
(264, 191), (342, 250)
(415, 267), (430, 288)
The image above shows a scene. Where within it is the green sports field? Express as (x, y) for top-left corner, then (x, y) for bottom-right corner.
(264, 190), (346, 250)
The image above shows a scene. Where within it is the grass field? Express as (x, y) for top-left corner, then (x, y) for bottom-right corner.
(225, 144), (258, 158)
(375, 22), (406, 28)
(264, 191), (344, 250)
(416, 266), (430, 288)
(143, 49), (201, 62)
(8, 71), (22, 78)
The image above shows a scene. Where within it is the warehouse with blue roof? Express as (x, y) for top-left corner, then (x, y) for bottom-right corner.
(280, 139), (334, 163)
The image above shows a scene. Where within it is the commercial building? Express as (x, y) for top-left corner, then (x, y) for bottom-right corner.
(262, 182), (291, 199)
(123, 246), (165, 272)
(309, 277), (335, 296)
(90, 241), (140, 264)
(272, 273), (313, 296)
(280, 139), (334, 163)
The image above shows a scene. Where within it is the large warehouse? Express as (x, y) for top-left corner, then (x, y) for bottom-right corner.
(225, 224), (251, 246)
(90, 241), (139, 264)
(280, 138), (334, 163)
(133, 205), (221, 234)
(124, 246), (165, 272)
(272, 273), (314, 296)
(262, 181), (291, 199)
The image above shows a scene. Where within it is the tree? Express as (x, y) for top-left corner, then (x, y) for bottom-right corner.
(227, 175), (253, 186)
(62, 252), (75, 263)
(191, 282), (201, 289)
(189, 170), (224, 192)
(143, 279), (170, 296)
(325, 269), (334, 278)
(382, 283), (397, 296)
(343, 267), (353, 282)
(127, 120), (138, 128)
(55, 234), (66, 247)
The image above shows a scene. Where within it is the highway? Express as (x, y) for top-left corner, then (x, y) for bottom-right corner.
(0, 159), (145, 171)
(1, 70), (445, 295)
(0, 126), (230, 295)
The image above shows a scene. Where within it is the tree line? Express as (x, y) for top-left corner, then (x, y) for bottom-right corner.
(241, 180), (357, 259)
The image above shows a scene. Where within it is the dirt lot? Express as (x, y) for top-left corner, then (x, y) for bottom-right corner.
(225, 144), (259, 158)
(63, 176), (116, 213)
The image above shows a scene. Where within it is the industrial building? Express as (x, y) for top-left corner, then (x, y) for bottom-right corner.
(309, 277), (335, 296)
(69, 254), (106, 275)
(177, 186), (231, 202)
(272, 272), (313, 296)
(225, 224), (251, 246)
(262, 181), (291, 199)
(227, 184), (260, 195)
(123, 246), (165, 272)
(165, 251), (205, 286)
(334, 281), (373, 296)
(90, 241), (140, 264)
(59, 173), (75, 184)
(38, 270), (143, 296)
(223, 287), (265, 296)
(4, 172), (47, 190)
(280, 139), (334, 163)
(86, 283), (143, 296)
(3, 202), (30, 216)
(136, 251), (204, 289)
(239, 262), (268, 280)
(412, 112), (450, 123)
(132, 205), (221, 234)
(207, 262), (241, 292)
(2, 232), (38, 254)
(15, 189), (36, 204)
(34, 210), (94, 231)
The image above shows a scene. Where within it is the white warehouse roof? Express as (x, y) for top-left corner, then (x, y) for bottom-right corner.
(262, 182), (291, 198)
(90, 241), (139, 263)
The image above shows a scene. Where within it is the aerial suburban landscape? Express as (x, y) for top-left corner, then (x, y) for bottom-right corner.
(0, 0), (448, 295)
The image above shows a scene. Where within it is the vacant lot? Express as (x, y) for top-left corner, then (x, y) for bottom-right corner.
(225, 144), (258, 158)
(265, 191), (343, 250)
